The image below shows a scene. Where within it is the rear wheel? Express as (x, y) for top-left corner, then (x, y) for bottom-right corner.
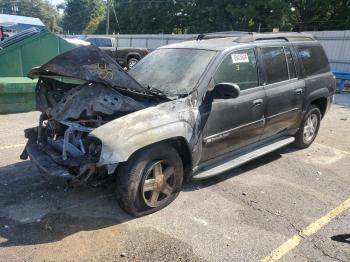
(116, 143), (183, 216)
(294, 105), (321, 148)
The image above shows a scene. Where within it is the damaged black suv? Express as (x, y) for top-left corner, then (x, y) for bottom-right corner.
(21, 32), (336, 216)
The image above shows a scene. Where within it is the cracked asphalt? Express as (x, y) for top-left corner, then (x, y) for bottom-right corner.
(0, 94), (349, 262)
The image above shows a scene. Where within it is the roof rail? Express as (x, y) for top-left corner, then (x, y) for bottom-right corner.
(196, 31), (248, 41)
(234, 32), (315, 43)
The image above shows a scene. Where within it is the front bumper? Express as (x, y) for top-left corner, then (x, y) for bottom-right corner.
(24, 141), (76, 185)
(21, 127), (96, 185)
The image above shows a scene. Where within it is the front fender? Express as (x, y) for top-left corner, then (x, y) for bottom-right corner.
(90, 99), (198, 165)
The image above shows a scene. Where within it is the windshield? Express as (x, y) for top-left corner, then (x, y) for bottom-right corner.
(128, 48), (216, 96)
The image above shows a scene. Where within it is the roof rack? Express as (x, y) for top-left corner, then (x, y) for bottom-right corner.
(234, 32), (315, 43)
(196, 31), (248, 41)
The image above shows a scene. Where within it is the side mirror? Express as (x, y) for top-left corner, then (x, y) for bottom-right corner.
(212, 83), (240, 99)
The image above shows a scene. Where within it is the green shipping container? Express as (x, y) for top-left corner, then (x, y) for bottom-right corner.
(0, 30), (76, 113)
(0, 77), (37, 113)
(0, 30), (75, 77)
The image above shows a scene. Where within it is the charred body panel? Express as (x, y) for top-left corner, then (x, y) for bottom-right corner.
(29, 45), (151, 95)
(21, 46), (202, 185)
(37, 79), (146, 121)
(90, 98), (200, 165)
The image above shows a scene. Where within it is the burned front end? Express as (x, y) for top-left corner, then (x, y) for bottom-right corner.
(21, 46), (159, 185)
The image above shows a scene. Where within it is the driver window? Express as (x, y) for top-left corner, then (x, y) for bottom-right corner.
(214, 49), (259, 91)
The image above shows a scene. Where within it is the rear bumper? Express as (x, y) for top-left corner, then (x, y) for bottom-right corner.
(25, 141), (75, 185)
(326, 95), (334, 115)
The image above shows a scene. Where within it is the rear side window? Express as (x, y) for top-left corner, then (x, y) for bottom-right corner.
(214, 48), (259, 90)
(297, 45), (330, 76)
(261, 47), (289, 84)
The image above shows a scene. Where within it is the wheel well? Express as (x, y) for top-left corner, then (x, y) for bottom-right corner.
(168, 137), (193, 179)
(310, 97), (327, 118)
(124, 137), (193, 179)
(127, 54), (140, 62)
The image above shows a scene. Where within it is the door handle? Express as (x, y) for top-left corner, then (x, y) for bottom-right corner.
(253, 99), (263, 106)
(295, 88), (303, 95)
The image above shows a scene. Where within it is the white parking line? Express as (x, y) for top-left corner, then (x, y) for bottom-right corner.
(314, 142), (350, 155)
(0, 143), (25, 150)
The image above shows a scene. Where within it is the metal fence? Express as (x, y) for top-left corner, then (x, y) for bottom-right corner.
(310, 31), (350, 72)
(115, 34), (196, 50)
(87, 31), (350, 73)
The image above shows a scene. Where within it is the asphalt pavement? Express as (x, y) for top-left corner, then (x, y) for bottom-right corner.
(0, 94), (349, 262)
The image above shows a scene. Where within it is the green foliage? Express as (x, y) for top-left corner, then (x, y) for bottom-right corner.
(105, 0), (350, 34)
(0, 0), (62, 32)
(7, 0), (347, 34)
(61, 0), (105, 34)
(289, 0), (350, 30)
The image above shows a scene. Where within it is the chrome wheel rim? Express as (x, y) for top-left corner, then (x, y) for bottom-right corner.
(303, 113), (318, 143)
(141, 160), (176, 208)
(128, 59), (138, 68)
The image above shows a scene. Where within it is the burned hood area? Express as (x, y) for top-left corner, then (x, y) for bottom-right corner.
(29, 45), (150, 95)
(21, 46), (170, 186)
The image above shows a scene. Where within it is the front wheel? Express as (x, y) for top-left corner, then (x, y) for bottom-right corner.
(116, 143), (183, 217)
(294, 105), (321, 148)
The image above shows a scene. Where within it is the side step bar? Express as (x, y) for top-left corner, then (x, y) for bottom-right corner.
(192, 136), (295, 180)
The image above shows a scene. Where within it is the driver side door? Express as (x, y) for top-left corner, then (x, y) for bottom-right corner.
(200, 48), (266, 162)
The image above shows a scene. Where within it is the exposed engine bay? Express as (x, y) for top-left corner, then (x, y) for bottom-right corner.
(21, 46), (166, 186)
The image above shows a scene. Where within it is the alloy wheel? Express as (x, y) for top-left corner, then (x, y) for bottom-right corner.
(303, 113), (318, 143)
(141, 160), (176, 208)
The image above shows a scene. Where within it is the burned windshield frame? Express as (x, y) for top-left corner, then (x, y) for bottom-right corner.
(128, 48), (217, 96)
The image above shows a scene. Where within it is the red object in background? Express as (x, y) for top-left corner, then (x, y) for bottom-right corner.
(0, 26), (4, 41)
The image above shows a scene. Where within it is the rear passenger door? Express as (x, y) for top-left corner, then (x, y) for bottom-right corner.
(259, 46), (305, 139)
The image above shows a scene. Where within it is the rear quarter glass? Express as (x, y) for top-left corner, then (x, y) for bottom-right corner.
(297, 45), (330, 76)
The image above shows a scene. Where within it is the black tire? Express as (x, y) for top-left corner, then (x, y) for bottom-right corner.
(127, 57), (139, 69)
(294, 105), (322, 149)
(116, 143), (183, 217)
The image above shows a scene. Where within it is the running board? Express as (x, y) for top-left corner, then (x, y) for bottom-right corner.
(192, 136), (295, 180)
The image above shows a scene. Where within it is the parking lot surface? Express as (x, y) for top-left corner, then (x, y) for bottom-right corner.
(0, 94), (349, 262)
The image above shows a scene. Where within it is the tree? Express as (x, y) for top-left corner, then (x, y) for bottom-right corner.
(61, 0), (105, 34)
(0, 0), (62, 32)
(107, 0), (180, 34)
(289, 0), (350, 31)
(60, 0), (350, 34)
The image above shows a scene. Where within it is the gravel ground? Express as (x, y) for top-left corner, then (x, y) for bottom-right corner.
(0, 94), (349, 262)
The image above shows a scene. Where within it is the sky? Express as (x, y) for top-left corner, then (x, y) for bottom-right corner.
(50, 0), (65, 5)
